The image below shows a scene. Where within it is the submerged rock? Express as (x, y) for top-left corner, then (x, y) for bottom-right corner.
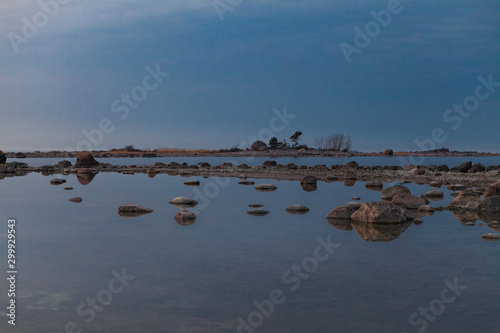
(168, 197), (198, 208)
(381, 185), (411, 200)
(285, 205), (310, 215)
(351, 201), (414, 224)
(174, 210), (196, 226)
(247, 209), (270, 216)
(118, 204), (153, 217)
(255, 184), (278, 192)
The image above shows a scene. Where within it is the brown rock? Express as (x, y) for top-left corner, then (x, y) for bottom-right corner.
(300, 176), (317, 184)
(75, 151), (99, 168)
(69, 197), (82, 203)
(351, 201), (414, 223)
(381, 185), (411, 200)
(484, 181), (500, 198)
(251, 140), (267, 151)
(392, 193), (428, 209)
(384, 149), (394, 156)
(451, 189), (481, 208)
(174, 210), (196, 226)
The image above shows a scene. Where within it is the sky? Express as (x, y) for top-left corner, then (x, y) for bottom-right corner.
(0, 0), (499, 152)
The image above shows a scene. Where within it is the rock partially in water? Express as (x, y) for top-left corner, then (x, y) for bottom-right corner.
(327, 205), (358, 219)
(168, 197), (198, 208)
(247, 209), (270, 216)
(426, 190), (444, 201)
(418, 205), (435, 213)
(64, 187), (73, 190)
(69, 197), (82, 203)
(77, 171), (97, 185)
(381, 185), (411, 200)
(365, 182), (383, 191)
(450, 161), (472, 173)
(451, 189), (481, 209)
(184, 180), (200, 186)
(351, 220), (412, 242)
(174, 210), (196, 226)
(477, 197), (500, 213)
(447, 184), (466, 191)
(239, 180), (255, 185)
(255, 184), (277, 192)
(0, 151), (6, 164)
(484, 180), (500, 198)
(50, 178), (66, 185)
(351, 201), (414, 224)
(238, 174), (247, 180)
(453, 210), (477, 226)
(57, 160), (72, 168)
(75, 151), (99, 168)
(392, 193), (427, 209)
(249, 204), (263, 208)
(481, 233), (500, 241)
(118, 204), (153, 217)
(429, 181), (442, 188)
(301, 182), (318, 192)
(327, 218), (353, 231)
(285, 205), (310, 215)
(468, 163), (485, 173)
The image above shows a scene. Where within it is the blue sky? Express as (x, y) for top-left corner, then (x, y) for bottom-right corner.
(1, 0), (499, 152)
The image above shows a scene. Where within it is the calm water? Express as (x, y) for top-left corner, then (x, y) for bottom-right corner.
(0, 171), (498, 332)
(10, 155), (500, 168)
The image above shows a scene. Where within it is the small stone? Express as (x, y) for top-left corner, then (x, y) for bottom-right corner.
(184, 180), (200, 186)
(50, 178), (66, 185)
(247, 209), (270, 216)
(69, 197), (82, 203)
(481, 233), (500, 240)
(239, 181), (255, 185)
(285, 205), (310, 215)
(249, 204), (263, 208)
(64, 187), (73, 190)
(255, 184), (278, 192)
(174, 210), (196, 226)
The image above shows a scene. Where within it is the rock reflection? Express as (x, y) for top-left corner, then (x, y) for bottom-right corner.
(452, 210), (477, 226)
(300, 183), (317, 192)
(326, 218), (353, 231)
(351, 221), (412, 242)
(76, 172), (98, 185)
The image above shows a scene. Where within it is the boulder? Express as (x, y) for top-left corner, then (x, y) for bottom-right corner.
(251, 140), (267, 151)
(341, 161), (359, 169)
(436, 165), (449, 172)
(477, 197), (500, 213)
(381, 185), (411, 200)
(327, 205), (358, 219)
(300, 176), (317, 185)
(426, 190), (444, 200)
(468, 163), (485, 173)
(484, 181), (500, 198)
(451, 189), (481, 209)
(351, 201), (414, 223)
(285, 205), (310, 215)
(57, 160), (72, 168)
(118, 204), (153, 217)
(384, 149), (394, 156)
(450, 161), (472, 173)
(262, 160), (277, 167)
(174, 210), (196, 226)
(392, 193), (428, 209)
(75, 151), (99, 168)
(168, 197), (198, 208)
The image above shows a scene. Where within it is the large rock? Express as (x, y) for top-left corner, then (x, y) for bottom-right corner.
(451, 189), (481, 208)
(468, 163), (485, 173)
(0, 151), (6, 164)
(450, 161), (472, 173)
(351, 201), (414, 224)
(384, 149), (394, 156)
(75, 151), (99, 167)
(477, 197), (500, 213)
(251, 140), (267, 151)
(392, 193), (428, 209)
(484, 181), (500, 198)
(327, 205), (358, 219)
(381, 185), (411, 200)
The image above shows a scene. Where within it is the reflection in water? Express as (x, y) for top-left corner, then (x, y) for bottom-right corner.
(351, 221), (412, 242)
(118, 211), (152, 218)
(344, 179), (356, 187)
(77, 172), (98, 185)
(453, 210), (477, 226)
(327, 218), (353, 231)
(300, 183), (317, 192)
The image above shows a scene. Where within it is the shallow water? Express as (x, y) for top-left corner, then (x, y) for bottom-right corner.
(10, 155), (500, 168)
(0, 172), (498, 332)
